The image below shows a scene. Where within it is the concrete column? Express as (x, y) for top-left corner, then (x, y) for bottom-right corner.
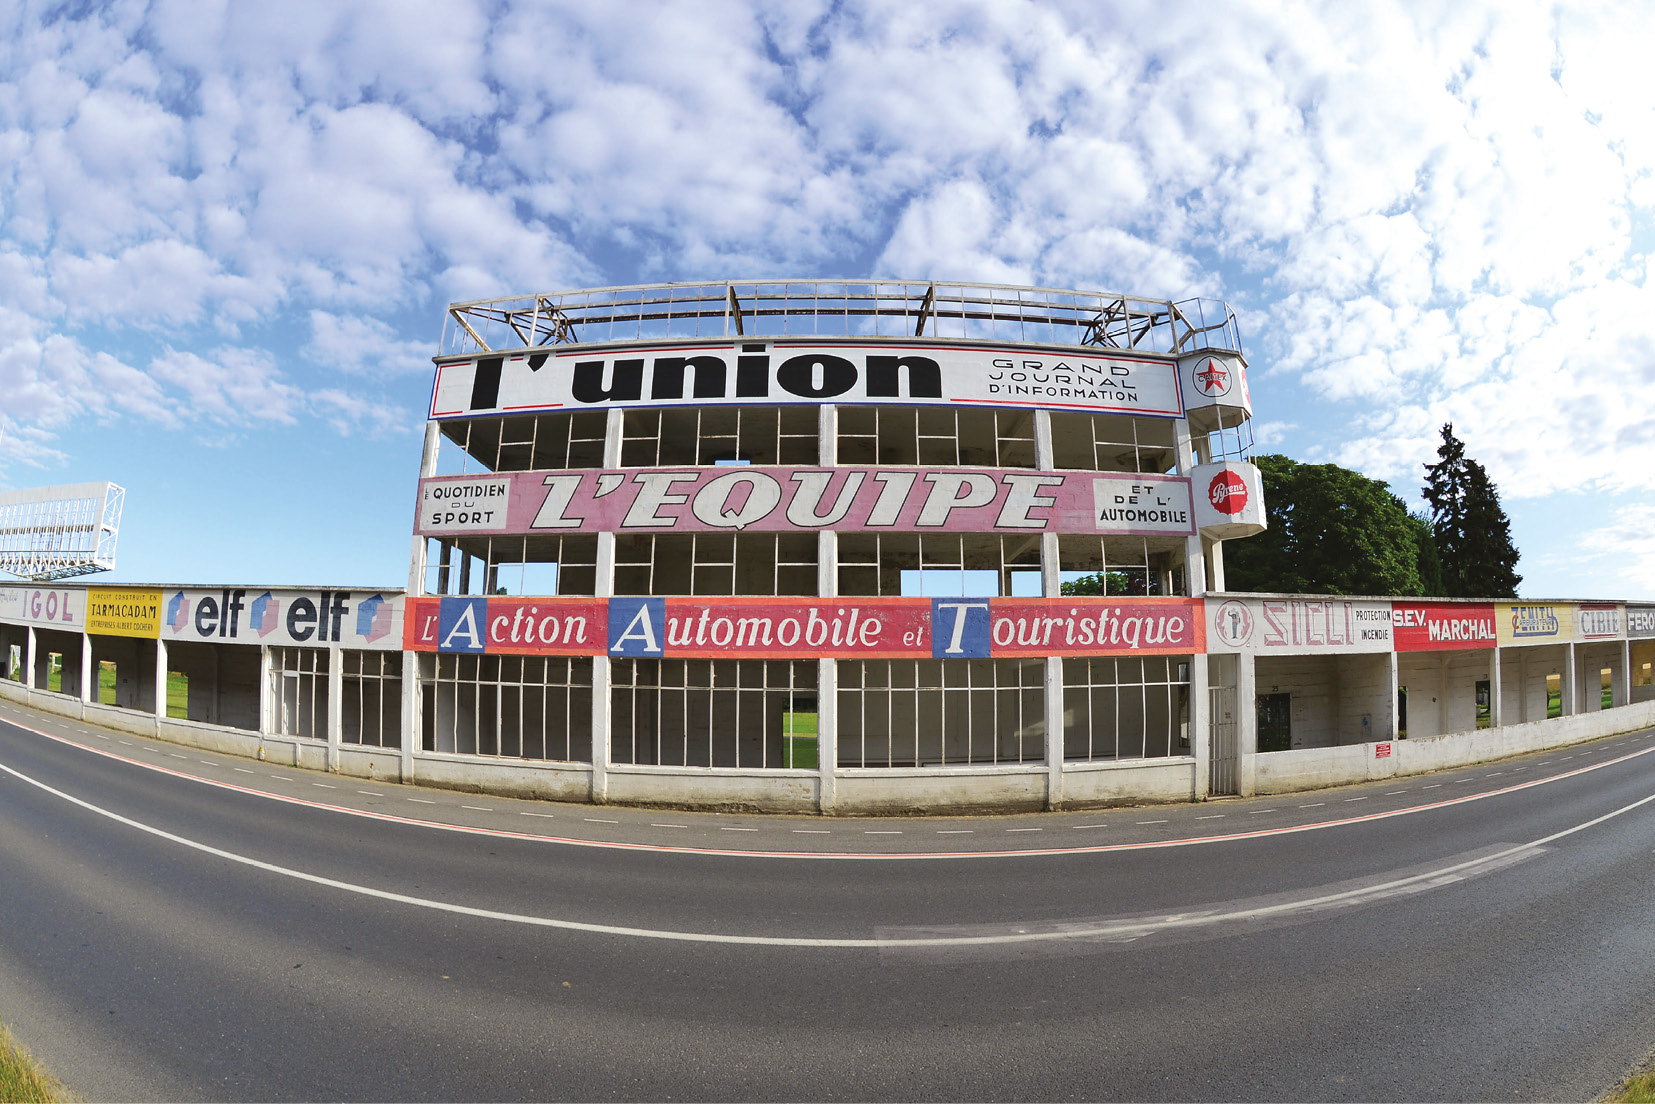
(604, 408), (625, 467)
(1622, 640), (1633, 709)
(24, 626), (37, 692)
(817, 659), (837, 813)
(1033, 409), (1054, 470)
(1045, 656), (1064, 808)
(79, 635), (94, 705)
(1203, 537), (1226, 593)
(1185, 536), (1209, 599)
(1189, 653), (1209, 800)
(1437, 654), (1449, 735)
(326, 646), (343, 771)
(1489, 646), (1502, 728)
(1388, 651), (1401, 740)
(1237, 650), (1257, 795)
(818, 403), (837, 465)
(1565, 643), (1578, 716)
(590, 656), (610, 804)
(399, 651), (418, 782)
(154, 637), (168, 721)
(258, 645), (273, 735)
(408, 421), (441, 594)
(1040, 532), (1061, 598)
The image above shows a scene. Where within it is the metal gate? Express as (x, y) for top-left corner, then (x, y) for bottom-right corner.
(1208, 684), (1238, 796)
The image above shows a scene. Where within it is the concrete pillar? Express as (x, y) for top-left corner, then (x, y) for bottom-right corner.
(1437, 654), (1449, 736)
(80, 632), (94, 705)
(1184, 535), (1208, 599)
(408, 421), (441, 594)
(1565, 643), (1578, 716)
(25, 626), (38, 691)
(1388, 651), (1400, 740)
(399, 651), (418, 782)
(326, 646), (343, 771)
(817, 659), (838, 813)
(592, 411), (620, 802)
(1045, 655), (1064, 808)
(1237, 650), (1258, 795)
(1033, 409), (1054, 470)
(1622, 640), (1633, 709)
(1189, 653), (1209, 800)
(1204, 537), (1226, 593)
(1489, 646), (1502, 728)
(258, 645), (273, 735)
(1040, 533), (1061, 598)
(154, 637), (168, 720)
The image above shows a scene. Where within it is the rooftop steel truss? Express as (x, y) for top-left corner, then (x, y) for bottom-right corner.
(0, 481), (125, 581)
(440, 280), (1242, 359)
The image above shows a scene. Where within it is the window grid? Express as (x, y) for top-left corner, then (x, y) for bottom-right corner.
(614, 533), (818, 596)
(836, 406), (1036, 468)
(437, 411), (607, 475)
(1063, 656), (1191, 761)
(341, 650), (402, 748)
(426, 534), (599, 596)
(419, 654), (593, 762)
(837, 659), (1046, 767)
(1058, 535), (1187, 597)
(620, 406), (818, 467)
(611, 659), (816, 769)
(838, 533), (1041, 597)
(269, 646), (329, 741)
(1050, 412), (1178, 474)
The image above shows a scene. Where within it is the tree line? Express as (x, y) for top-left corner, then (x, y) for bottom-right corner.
(1224, 423), (1522, 598)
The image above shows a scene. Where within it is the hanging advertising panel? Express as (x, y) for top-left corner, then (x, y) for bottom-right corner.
(1206, 597), (1392, 653)
(415, 467), (1195, 538)
(429, 340), (1184, 420)
(159, 588), (403, 650)
(404, 596), (1203, 660)
(1576, 602), (1624, 640)
(1392, 602), (1497, 651)
(0, 585), (86, 630)
(87, 588), (163, 639)
(1497, 602), (1574, 647)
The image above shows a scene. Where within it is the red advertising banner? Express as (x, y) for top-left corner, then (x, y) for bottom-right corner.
(415, 466), (1194, 538)
(1392, 602), (1498, 651)
(404, 595), (1203, 660)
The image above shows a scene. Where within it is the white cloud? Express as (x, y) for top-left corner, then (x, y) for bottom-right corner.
(305, 311), (429, 375)
(148, 346), (303, 424)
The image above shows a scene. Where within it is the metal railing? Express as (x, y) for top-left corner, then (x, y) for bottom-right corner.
(440, 280), (1242, 359)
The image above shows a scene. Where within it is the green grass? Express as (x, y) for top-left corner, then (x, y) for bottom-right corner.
(0, 1023), (73, 1103)
(1607, 1068), (1655, 1102)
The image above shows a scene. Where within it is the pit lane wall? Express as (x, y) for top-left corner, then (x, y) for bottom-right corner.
(3, 584), (1653, 811)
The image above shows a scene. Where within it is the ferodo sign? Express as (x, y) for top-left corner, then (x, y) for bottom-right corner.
(160, 588), (403, 649)
(1393, 602), (1497, 651)
(403, 596), (1202, 660)
(1628, 604), (1655, 640)
(415, 467), (1196, 537)
(429, 340), (1184, 419)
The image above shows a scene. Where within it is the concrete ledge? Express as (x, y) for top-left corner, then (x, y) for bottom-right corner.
(412, 753), (594, 803)
(605, 766), (819, 813)
(1251, 699), (1655, 794)
(833, 767), (1046, 815)
(1061, 757), (1198, 807)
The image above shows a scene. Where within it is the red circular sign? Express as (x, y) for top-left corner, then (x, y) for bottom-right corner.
(1208, 470), (1248, 515)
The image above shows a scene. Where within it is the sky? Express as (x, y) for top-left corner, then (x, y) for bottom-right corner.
(1, 0), (1652, 599)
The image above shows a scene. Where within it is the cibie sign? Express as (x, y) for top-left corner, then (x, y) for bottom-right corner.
(429, 339), (1184, 419)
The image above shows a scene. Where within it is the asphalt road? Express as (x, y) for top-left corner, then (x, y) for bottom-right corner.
(2, 699), (1654, 1101)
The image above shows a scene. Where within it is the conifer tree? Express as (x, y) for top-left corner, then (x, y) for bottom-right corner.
(1421, 423), (1521, 597)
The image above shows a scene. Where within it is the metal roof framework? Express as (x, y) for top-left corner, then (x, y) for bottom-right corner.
(440, 279), (1243, 359)
(0, 481), (125, 581)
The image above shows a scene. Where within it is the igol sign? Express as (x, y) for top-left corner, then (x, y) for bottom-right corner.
(429, 340), (1184, 419)
(415, 467), (1196, 537)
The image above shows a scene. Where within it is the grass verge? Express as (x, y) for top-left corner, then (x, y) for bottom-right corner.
(1607, 1061), (1655, 1103)
(0, 1023), (73, 1103)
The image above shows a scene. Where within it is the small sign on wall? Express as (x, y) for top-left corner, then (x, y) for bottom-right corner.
(1375, 742), (1393, 759)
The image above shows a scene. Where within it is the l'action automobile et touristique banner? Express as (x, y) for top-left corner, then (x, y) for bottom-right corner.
(403, 596), (1204, 660)
(416, 467), (1195, 538)
(429, 339), (1184, 420)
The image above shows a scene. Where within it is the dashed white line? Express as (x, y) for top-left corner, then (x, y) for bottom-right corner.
(1299, 803), (1325, 808)
(1424, 784), (1442, 789)
(1136, 819), (1168, 825)
(865, 830), (901, 835)
(1249, 809), (1276, 814)
(409, 798), (436, 804)
(356, 790), (377, 795)
(1006, 827), (1043, 833)
(520, 812), (556, 819)
(585, 817), (618, 824)
(1073, 823), (1108, 829)
(197, 760), (214, 765)
(93, 734), (109, 740)
(1345, 797), (1367, 802)
(651, 823), (688, 829)
(313, 783), (337, 789)
(721, 827), (759, 833)
(168, 753), (187, 759)
(1196, 814), (1225, 819)
(792, 829), (830, 834)
(461, 805), (492, 812)
(118, 740), (132, 745)
(937, 829), (974, 834)
(1385, 790), (1409, 795)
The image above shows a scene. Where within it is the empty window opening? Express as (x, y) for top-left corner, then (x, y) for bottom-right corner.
(837, 659), (1045, 767)
(614, 533), (817, 596)
(1063, 656), (1191, 761)
(621, 406), (818, 467)
(837, 406), (1035, 468)
(420, 654), (593, 761)
(342, 651), (402, 749)
(838, 533), (1041, 597)
(437, 411), (607, 474)
(1050, 412), (1178, 474)
(610, 659), (815, 769)
(270, 647), (328, 740)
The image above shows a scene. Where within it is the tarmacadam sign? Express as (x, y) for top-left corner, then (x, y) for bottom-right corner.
(429, 340), (1184, 420)
(416, 467), (1195, 537)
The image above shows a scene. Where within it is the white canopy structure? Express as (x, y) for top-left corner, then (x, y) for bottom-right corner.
(0, 481), (125, 581)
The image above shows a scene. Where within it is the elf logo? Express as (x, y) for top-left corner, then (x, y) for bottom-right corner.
(166, 589), (355, 642)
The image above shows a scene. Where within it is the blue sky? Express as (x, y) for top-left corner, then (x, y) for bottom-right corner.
(2, 0), (1652, 599)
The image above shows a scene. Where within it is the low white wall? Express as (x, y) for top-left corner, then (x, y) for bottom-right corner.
(1061, 757), (1197, 807)
(833, 766), (1047, 815)
(607, 766), (819, 813)
(1252, 698), (1655, 794)
(412, 753), (594, 803)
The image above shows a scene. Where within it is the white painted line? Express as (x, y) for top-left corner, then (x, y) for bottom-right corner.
(313, 783), (337, 789)
(409, 798), (436, 804)
(197, 760), (214, 765)
(1006, 828), (1043, 833)
(1073, 824), (1108, 829)
(865, 830), (901, 835)
(1385, 790), (1409, 795)
(1424, 784), (1442, 789)
(651, 823), (688, 829)
(233, 768), (255, 774)
(356, 791), (377, 796)
(1249, 809), (1276, 814)
(1136, 819), (1167, 825)
(1299, 803), (1325, 808)
(937, 829), (974, 834)
(140, 747), (159, 754)
(521, 812), (556, 819)
(585, 818), (618, 824)
(1196, 814), (1225, 819)
(792, 829), (830, 834)
(169, 753), (187, 759)
(721, 827), (759, 833)
(461, 805), (492, 812)
(1344, 797), (1367, 802)
(94, 734), (109, 740)
(16, 751), (1644, 949)
(118, 740), (131, 745)
(1488, 772), (1504, 777)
